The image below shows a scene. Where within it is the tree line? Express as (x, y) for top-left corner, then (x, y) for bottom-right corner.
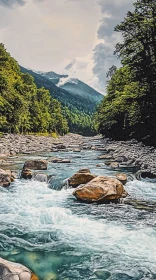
(96, 0), (156, 146)
(0, 43), (67, 135)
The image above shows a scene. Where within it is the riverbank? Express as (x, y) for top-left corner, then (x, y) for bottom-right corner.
(0, 133), (100, 155)
(0, 133), (156, 175)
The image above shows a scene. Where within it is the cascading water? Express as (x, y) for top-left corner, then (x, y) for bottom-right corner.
(0, 148), (156, 280)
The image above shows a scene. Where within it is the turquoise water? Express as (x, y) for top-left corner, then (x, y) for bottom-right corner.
(0, 148), (156, 280)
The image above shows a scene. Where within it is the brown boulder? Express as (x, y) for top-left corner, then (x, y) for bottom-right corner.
(116, 173), (128, 185)
(0, 257), (39, 280)
(21, 169), (33, 179)
(73, 175), (128, 203)
(5, 170), (17, 182)
(68, 169), (96, 187)
(0, 169), (11, 187)
(23, 159), (48, 170)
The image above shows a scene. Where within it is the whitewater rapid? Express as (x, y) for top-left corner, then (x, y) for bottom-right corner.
(0, 150), (156, 279)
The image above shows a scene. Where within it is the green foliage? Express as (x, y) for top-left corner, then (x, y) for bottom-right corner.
(96, 0), (156, 145)
(0, 43), (68, 135)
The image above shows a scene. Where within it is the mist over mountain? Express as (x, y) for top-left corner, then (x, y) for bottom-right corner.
(20, 66), (103, 135)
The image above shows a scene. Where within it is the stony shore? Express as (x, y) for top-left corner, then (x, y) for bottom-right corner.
(0, 133), (156, 175)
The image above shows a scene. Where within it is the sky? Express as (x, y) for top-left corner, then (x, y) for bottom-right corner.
(0, 0), (134, 93)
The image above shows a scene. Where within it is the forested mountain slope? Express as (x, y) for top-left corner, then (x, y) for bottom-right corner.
(0, 44), (68, 135)
(38, 71), (103, 105)
(20, 67), (103, 135)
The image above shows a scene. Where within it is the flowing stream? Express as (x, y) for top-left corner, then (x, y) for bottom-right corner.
(0, 142), (156, 280)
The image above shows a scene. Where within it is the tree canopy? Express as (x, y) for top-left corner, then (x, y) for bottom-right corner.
(0, 43), (69, 135)
(96, 0), (156, 145)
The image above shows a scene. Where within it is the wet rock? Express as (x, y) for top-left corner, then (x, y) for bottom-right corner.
(23, 159), (48, 170)
(49, 157), (71, 163)
(68, 169), (96, 188)
(6, 170), (17, 182)
(0, 257), (38, 280)
(73, 175), (128, 203)
(0, 169), (12, 187)
(109, 162), (119, 168)
(98, 154), (113, 160)
(94, 270), (111, 279)
(116, 173), (128, 185)
(0, 154), (8, 158)
(21, 169), (33, 179)
(73, 148), (81, 152)
(56, 144), (66, 150)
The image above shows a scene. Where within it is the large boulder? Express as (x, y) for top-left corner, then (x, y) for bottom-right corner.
(0, 257), (38, 280)
(23, 159), (48, 170)
(0, 169), (12, 187)
(68, 169), (96, 188)
(73, 175), (128, 203)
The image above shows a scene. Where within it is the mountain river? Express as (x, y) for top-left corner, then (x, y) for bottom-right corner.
(0, 139), (156, 280)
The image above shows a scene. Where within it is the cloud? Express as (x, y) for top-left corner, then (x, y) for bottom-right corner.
(91, 0), (134, 92)
(65, 59), (76, 71)
(0, 0), (25, 8)
(0, 0), (135, 94)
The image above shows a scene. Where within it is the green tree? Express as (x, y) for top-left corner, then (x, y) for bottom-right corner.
(97, 0), (156, 145)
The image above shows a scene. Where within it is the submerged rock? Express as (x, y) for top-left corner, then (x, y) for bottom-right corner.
(23, 159), (48, 170)
(0, 257), (38, 280)
(49, 157), (71, 163)
(116, 173), (128, 185)
(0, 169), (12, 187)
(68, 169), (96, 188)
(73, 175), (128, 203)
(32, 173), (48, 183)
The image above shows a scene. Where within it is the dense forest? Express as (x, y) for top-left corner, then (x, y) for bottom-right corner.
(0, 43), (68, 135)
(96, 0), (156, 146)
(0, 44), (99, 136)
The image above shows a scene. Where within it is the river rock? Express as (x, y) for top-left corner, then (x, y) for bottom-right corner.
(21, 169), (33, 179)
(0, 169), (12, 187)
(116, 173), (128, 185)
(56, 144), (66, 150)
(49, 157), (71, 163)
(68, 169), (96, 187)
(23, 159), (48, 170)
(73, 175), (128, 203)
(98, 154), (113, 160)
(5, 170), (17, 182)
(0, 257), (38, 280)
(109, 162), (119, 168)
(73, 148), (81, 152)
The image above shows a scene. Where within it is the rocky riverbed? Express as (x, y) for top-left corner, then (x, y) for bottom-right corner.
(0, 133), (156, 177)
(0, 133), (156, 280)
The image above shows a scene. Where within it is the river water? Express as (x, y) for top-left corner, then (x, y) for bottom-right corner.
(0, 142), (156, 280)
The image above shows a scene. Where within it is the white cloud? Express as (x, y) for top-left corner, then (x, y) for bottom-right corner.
(0, 0), (134, 94)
